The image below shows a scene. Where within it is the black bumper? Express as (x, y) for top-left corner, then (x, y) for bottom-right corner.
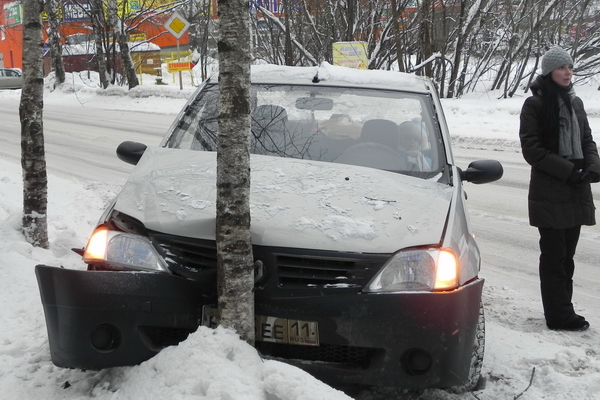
(35, 265), (213, 369)
(255, 280), (484, 389)
(36, 264), (483, 389)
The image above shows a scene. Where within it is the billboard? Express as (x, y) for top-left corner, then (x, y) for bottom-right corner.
(332, 41), (368, 70)
(3, 2), (22, 27)
(42, 2), (91, 22)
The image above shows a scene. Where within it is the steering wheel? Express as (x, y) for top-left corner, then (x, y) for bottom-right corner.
(335, 142), (408, 171)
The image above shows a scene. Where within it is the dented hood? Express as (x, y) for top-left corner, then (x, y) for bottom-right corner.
(114, 147), (453, 253)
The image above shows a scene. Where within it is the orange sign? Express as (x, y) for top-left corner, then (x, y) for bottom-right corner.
(167, 61), (192, 72)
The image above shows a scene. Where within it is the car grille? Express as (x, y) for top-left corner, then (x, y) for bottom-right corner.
(256, 342), (381, 369)
(153, 234), (218, 272)
(276, 254), (375, 287)
(150, 233), (388, 289)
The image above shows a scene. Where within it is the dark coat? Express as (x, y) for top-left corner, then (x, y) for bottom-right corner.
(519, 78), (600, 229)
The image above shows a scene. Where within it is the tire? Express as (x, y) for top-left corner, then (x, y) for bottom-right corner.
(446, 300), (485, 394)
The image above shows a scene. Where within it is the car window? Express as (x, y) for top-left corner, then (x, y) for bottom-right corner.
(163, 83), (445, 179)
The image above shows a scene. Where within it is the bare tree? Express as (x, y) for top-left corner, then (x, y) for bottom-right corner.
(44, 0), (65, 85)
(88, 0), (110, 88)
(47, 0), (600, 96)
(250, 1), (318, 66)
(216, 0), (255, 343)
(182, 0), (216, 80)
(20, 0), (49, 249)
(446, 0), (490, 98)
(72, 0), (188, 88)
(108, 0), (139, 89)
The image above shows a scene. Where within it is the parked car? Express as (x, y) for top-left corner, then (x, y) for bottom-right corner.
(0, 67), (23, 89)
(35, 63), (503, 393)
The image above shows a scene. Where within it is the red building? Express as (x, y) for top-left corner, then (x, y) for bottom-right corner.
(0, 0), (195, 71)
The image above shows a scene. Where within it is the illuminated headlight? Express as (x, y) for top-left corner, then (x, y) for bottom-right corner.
(364, 248), (458, 292)
(83, 227), (169, 273)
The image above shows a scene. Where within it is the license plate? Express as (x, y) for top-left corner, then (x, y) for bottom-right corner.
(256, 315), (319, 346)
(201, 306), (319, 346)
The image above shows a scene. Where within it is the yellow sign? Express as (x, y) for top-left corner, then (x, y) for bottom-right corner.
(332, 42), (368, 70)
(164, 12), (190, 39)
(129, 33), (146, 42)
(168, 61), (192, 72)
(169, 19), (186, 34)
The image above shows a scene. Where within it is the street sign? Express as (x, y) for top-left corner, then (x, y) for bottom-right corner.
(167, 61), (193, 72)
(163, 12), (190, 39)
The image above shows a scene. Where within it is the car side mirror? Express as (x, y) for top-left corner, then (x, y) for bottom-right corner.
(117, 141), (147, 165)
(459, 160), (503, 184)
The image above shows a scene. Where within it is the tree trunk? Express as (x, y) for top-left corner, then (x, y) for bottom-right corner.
(216, 0), (254, 344)
(117, 33), (140, 89)
(419, 0), (434, 77)
(390, 0), (405, 72)
(90, 0), (109, 89)
(20, 0), (49, 249)
(45, 0), (65, 85)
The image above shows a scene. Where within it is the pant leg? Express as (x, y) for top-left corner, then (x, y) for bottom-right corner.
(538, 226), (581, 328)
(564, 226), (580, 301)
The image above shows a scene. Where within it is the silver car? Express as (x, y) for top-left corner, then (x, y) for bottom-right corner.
(0, 68), (23, 89)
(36, 63), (503, 394)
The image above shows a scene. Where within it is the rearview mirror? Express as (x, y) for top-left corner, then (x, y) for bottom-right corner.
(296, 97), (334, 111)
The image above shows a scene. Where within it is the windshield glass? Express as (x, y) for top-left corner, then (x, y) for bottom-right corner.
(163, 82), (445, 179)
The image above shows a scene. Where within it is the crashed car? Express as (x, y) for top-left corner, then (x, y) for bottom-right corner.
(36, 63), (502, 393)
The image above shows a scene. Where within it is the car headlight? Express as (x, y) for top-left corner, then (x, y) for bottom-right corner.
(364, 248), (458, 292)
(83, 227), (169, 273)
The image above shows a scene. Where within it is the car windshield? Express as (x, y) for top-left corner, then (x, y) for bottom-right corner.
(163, 82), (445, 179)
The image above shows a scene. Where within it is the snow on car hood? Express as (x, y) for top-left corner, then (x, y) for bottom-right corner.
(114, 147), (453, 253)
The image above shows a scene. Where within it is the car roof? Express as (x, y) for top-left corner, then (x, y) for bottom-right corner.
(214, 62), (434, 95)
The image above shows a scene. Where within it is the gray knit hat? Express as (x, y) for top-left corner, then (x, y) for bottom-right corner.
(541, 47), (573, 76)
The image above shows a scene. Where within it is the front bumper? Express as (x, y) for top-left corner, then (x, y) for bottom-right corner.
(35, 265), (214, 369)
(36, 264), (483, 389)
(255, 280), (484, 389)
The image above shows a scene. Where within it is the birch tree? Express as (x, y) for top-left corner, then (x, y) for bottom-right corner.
(44, 0), (66, 86)
(20, 0), (49, 249)
(216, 0), (255, 343)
(108, 0), (139, 89)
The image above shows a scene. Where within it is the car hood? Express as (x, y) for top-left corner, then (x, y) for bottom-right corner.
(114, 147), (453, 253)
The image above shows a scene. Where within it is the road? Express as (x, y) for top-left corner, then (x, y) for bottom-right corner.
(0, 97), (174, 184)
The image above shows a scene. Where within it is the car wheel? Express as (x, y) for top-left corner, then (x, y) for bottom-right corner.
(446, 300), (485, 394)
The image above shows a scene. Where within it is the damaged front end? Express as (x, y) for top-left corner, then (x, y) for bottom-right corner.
(35, 264), (215, 369)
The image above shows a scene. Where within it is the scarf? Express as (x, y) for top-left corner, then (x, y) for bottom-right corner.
(558, 87), (583, 160)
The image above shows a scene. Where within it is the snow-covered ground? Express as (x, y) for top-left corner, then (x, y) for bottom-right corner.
(1, 66), (600, 400)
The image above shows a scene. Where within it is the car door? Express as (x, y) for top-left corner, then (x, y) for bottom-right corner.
(0, 69), (22, 89)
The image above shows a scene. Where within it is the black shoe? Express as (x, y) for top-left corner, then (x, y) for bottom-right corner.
(549, 316), (590, 332)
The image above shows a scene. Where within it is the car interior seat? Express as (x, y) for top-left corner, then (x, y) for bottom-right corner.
(358, 119), (400, 150)
(335, 118), (408, 170)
